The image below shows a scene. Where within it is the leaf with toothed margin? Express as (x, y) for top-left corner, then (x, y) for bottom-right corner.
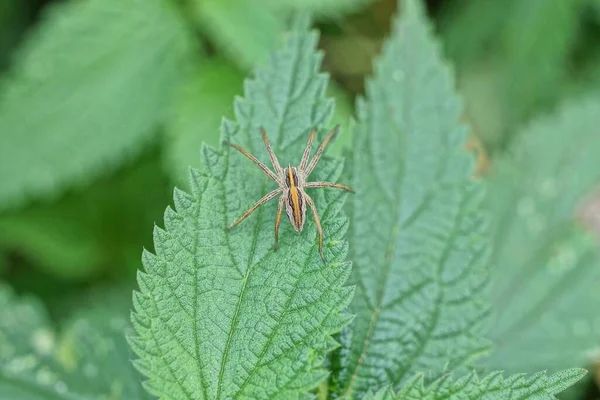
(362, 386), (395, 400)
(0, 283), (149, 399)
(130, 14), (354, 400)
(330, 0), (491, 397)
(362, 369), (587, 400)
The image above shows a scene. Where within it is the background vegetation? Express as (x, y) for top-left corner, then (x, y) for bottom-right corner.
(1, 0), (600, 398)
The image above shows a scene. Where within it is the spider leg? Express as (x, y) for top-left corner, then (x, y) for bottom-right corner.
(228, 188), (282, 229)
(304, 124), (339, 177)
(260, 127), (283, 175)
(224, 140), (280, 183)
(274, 195), (285, 251)
(304, 181), (354, 193)
(299, 128), (316, 171)
(304, 193), (325, 261)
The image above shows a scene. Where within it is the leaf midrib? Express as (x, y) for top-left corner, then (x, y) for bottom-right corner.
(340, 20), (477, 393)
(215, 178), (267, 399)
(231, 164), (341, 397)
(215, 27), (307, 398)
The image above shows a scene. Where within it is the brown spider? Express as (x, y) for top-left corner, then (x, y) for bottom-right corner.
(224, 125), (354, 260)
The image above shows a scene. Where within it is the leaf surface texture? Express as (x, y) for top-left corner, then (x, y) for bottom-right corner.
(131, 16), (353, 400)
(331, 0), (490, 396)
(362, 369), (586, 400)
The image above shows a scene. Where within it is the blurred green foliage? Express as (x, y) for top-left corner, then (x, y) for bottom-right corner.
(439, 0), (600, 151)
(0, 150), (170, 280)
(484, 95), (600, 375)
(164, 58), (244, 188)
(0, 283), (149, 399)
(0, 0), (195, 210)
(0, 0), (600, 397)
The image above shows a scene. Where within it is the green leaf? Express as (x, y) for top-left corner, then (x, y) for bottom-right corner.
(131, 15), (353, 399)
(262, 0), (372, 16)
(0, 283), (148, 399)
(164, 58), (244, 188)
(439, 0), (517, 69)
(0, 151), (170, 280)
(192, 0), (372, 70)
(557, 375), (591, 400)
(484, 95), (600, 373)
(193, 0), (285, 69)
(497, 0), (580, 143)
(331, 0), (490, 397)
(440, 0), (582, 151)
(364, 369), (587, 399)
(0, 0), (29, 70)
(326, 83), (354, 156)
(0, 0), (194, 210)
(0, 251), (7, 275)
(363, 386), (395, 400)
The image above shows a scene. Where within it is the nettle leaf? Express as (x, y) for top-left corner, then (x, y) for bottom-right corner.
(0, 283), (147, 399)
(164, 58), (244, 188)
(163, 60), (352, 188)
(363, 387), (395, 400)
(331, 0), (490, 397)
(0, 0), (194, 210)
(484, 96), (600, 373)
(363, 369), (586, 400)
(131, 15), (353, 399)
(557, 376), (591, 400)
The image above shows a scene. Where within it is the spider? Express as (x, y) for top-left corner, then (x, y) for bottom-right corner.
(224, 125), (354, 260)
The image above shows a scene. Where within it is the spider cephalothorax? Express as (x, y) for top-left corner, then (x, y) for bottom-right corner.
(224, 125), (354, 260)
